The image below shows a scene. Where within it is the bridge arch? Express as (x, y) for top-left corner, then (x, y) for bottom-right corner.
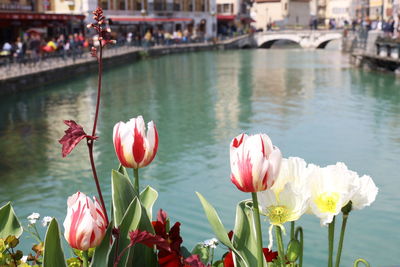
(314, 33), (342, 49)
(257, 35), (302, 49)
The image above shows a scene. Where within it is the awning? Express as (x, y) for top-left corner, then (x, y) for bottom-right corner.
(217, 15), (236, 21)
(109, 17), (193, 23)
(0, 12), (85, 21)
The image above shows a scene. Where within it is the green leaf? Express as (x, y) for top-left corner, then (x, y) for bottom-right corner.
(111, 169), (137, 226)
(139, 186), (158, 221)
(212, 260), (224, 267)
(196, 192), (248, 267)
(114, 197), (142, 267)
(0, 202), (23, 239)
(232, 200), (267, 267)
(90, 224), (114, 267)
(126, 202), (157, 267)
(196, 192), (234, 250)
(191, 243), (210, 264)
(117, 165), (129, 177)
(43, 218), (67, 267)
(181, 246), (192, 259)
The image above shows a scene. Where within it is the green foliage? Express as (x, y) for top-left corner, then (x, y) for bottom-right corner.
(196, 192), (247, 266)
(0, 235), (31, 266)
(113, 197), (142, 267)
(233, 200), (267, 267)
(111, 169), (137, 227)
(90, 225), (113, 267)
(212, 260), (224, 267)
(286, 239), (301, 262)
(139, 186), (158, 221)
(42, 219), (67, 267)
(0, 203), (23, 239)
(191, 243), (210, 264)
(111, 166), (158, 267)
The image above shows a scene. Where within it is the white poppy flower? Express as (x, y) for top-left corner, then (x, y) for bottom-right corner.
(351, 175), (378, 210)
(309, 163), (359, 226)
(258, 183), (309, 226)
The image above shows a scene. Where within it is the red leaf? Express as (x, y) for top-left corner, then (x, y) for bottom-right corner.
(129, 229), (171, 252)
(157, 209), (168, 224)
(58, 120), (95, 157)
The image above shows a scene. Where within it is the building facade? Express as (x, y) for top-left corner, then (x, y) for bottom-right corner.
(250, 0), (311, 30)
(215, 0), (253, 36)
(325, 0), (351, 22)
(0, 0), (85, 45)
(100, 0), (217, 39)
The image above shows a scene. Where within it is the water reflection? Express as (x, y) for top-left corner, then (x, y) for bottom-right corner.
(0, 50), (399, 266)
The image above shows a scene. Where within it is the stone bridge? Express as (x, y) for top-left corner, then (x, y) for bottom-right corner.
(254, 30), (343, 49)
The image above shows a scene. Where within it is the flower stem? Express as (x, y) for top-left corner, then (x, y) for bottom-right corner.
(335, 214), (349, 267)
(251, 192), (264, 267)
(87, 141), (109, 225)
(353, 258), (371, 267)
(275, 226), (285, 267)
(328, 216), (335, 267)
(290, 221), (295, 240)
(295, 227), (303, 267)
(133, 168), (139, 194)
(85, 38), (109, 226)
(82, 250), (89, 267)
(92, 39), (103, 138)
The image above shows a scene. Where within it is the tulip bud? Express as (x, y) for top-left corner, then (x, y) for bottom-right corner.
(63, 192), (107, 251)
(230, 133), (282, 192)
(286, 239), (301, 262)
(113, 116), (158, 169)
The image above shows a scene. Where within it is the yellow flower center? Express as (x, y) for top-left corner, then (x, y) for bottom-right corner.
(315, 192), (340, 213)
(267, 205), (290, 225)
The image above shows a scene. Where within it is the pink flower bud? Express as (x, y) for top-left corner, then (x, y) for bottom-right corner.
(113, 116), (158, 169)
(63, 192), (107, 251)
(230, 134), (282, 192)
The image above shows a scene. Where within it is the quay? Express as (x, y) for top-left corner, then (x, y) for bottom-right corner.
(349, 30), (400, 73)
(0, 35), (254, 96)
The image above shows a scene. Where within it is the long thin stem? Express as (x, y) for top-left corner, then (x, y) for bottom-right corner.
(92, 41), (103, 137)
(290, 221), (295, 240)
(32, 224), (42, 243)
(82, 250), (89, 267)
(335, 214), (349, 267)
(86, 38), (109, 226)
(275, 226), (285, 267)
(87, 141), (109, 225)
(295, 227), (304, 267)
(328, 217), (336, 267)
(251, 192), (264, 267)
(133, 168), (139, 194)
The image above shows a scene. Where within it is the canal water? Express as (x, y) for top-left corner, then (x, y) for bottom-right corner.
(1, 49), (399, 266)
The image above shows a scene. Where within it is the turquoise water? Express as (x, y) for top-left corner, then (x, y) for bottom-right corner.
(0, 49), (399, 266)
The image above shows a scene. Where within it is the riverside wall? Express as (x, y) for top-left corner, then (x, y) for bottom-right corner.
(0, 36), (254, 96)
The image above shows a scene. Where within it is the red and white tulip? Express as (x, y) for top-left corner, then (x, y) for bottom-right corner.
(63, 192), (107, 251)
(113, 116), (158, 169)
(230, 133), (282, 193)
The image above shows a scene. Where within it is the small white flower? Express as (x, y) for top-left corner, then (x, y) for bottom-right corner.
(42, 216), (52, 227)
(203, 238), (218, 248)
(27, 212), (40, 224)
(21, 256), (28, 263)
